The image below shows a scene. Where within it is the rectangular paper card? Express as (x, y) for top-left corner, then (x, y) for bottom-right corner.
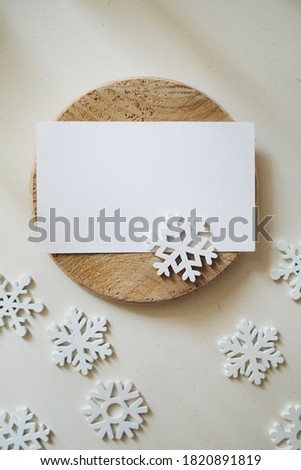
(36, 121), (255, 253)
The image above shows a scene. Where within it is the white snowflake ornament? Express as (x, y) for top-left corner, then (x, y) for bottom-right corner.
(0, 408), (50, 450)
(0, 274), (44, 337)
(270, 405), (301, 449)
(148, 217), (217, 282)
(47, 308), (112, 375)
(83, 381), (148, 440)
(270, 240), (301, 300)
(219, 320), (284, 385)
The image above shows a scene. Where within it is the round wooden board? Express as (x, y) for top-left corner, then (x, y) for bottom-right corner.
(31, 78), (239, 303)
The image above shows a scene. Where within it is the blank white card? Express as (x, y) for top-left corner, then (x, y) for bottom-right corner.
(36, 122), (255, 253)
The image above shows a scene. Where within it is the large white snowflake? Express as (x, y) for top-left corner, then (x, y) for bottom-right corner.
(270, 405), (301, 450)
(270, 240), (301, 300)
(0, 408), (50, 450)
(47, 308), (112, 375)
(0, 274), (44, 337)
(148, 218), (217, 282)
(83, 381), (148, 440)
(219, 320), (284, 385)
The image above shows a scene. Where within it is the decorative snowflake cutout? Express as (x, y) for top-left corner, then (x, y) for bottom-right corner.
(47, 308), (112, 375)
(0, 274), (44, 337)
(0, 408), (50, 450)
(270, 405), (301, 449)
(83, 381), (148, 440)
(148, 216), (217, 282)
(219, 320), (284, 385)
(270, 240), (301, 300)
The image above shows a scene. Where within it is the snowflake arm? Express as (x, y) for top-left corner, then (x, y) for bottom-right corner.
(219, 335), (249, 379)
(219, 320), (284, 385)
(47, 309), (112, 375)
(83, 381), (148, 440)
(270, 405), (301, 450)
(0, 408), (50, 450)
(0, 275), (44, 337)
(270, 240), (301, 300)
(47, 323), (75, 367)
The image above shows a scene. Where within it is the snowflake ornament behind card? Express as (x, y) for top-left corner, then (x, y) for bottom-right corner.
(0, 274), (44, 337)
(148, 216), (218, 282)
(47, 308), (112, 375)
(219, 320), (284, 385)
(270, 405), (301, 450)
(270, 240), (301, 300)
(0, 408), (50, 450)
(83, 381), (148, 440)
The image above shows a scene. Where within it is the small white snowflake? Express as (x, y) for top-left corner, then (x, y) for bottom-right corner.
(148, 217), (217, 282)
(270, 405), (301, 450)
(83, 381), (148, 440)
(219, 320), (284, 385)
(0, 408), (50, 450)
(47, 308), (112, 375)
(0, 274), (44, 337)
(270, 240), (301, 300)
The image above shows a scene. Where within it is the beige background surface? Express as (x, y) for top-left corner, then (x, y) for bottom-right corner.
(1, 0), (301, 450)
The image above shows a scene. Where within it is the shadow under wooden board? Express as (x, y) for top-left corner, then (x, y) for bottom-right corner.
(31, 77), (239, 303)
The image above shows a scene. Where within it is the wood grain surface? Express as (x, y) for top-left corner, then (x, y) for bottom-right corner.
(31, 78), (239, 303)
